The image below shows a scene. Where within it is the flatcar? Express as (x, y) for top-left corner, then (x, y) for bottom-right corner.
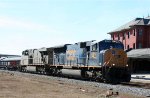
(20, 40), (131, 83)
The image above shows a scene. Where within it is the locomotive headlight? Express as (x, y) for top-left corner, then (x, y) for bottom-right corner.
(126, 64), (128, 67)
(112, 64), (115, 66)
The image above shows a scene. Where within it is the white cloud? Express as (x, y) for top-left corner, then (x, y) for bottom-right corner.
(0, 16), (74, 37)
(0, 16), (61, 33)
(0, 16), (73, 54)
(0, 2), (10, 8)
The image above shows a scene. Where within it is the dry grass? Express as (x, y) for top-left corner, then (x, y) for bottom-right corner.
(0, 71), (144, 98)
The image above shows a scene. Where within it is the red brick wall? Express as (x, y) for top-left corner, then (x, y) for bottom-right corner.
(124, 29), (136, 50)
(136, 26), (150, 48)
(144, 26), (150, 48)
(111, 28), (136, 50)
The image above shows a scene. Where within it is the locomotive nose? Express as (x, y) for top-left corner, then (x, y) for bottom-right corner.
(104, 48), (127, 68)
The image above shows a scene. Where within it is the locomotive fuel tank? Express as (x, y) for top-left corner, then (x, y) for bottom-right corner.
(61, 69), (81, 78)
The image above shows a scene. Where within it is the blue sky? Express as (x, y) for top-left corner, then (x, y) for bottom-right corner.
(0, 0), (150, 55)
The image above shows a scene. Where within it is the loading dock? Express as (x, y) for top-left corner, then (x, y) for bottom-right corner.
(127, 49), (150, 73)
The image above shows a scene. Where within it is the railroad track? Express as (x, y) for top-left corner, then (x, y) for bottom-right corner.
(121, 81), (150, 89)
(0, 69), (150, 88)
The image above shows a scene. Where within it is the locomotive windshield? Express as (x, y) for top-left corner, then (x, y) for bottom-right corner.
(99, 40), (124, 51)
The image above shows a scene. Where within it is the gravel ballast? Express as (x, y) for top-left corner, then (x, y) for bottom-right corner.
(0, 70), (150, 97)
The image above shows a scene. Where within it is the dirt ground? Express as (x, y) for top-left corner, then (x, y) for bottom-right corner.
(0, 71), (145, 98)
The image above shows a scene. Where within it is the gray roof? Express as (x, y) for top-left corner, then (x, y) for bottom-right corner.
(0, 54), (20, 57)
(50, 44), (71, 49)
(109, 17), (150, 34)
(127, 48), (150, 58)
(2, 57), (21, 61)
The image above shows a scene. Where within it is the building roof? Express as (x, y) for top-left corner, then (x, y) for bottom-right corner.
(0, 54), (20, 58)
(127, 48), (150, 58)
(1, 57), (21, 61)
(108, 17), (150, 34)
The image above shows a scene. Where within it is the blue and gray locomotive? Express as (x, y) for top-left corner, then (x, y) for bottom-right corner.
(20, 40), (131, 83)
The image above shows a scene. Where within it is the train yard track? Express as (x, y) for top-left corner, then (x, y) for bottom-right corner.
(0, 69), (150, 97)
(121, 80), (150, 89)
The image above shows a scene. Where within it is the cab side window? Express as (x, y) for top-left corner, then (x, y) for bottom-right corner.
(92, 44), (97, 51)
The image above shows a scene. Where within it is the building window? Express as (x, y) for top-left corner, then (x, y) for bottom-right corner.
(128, 32), (130, 39)
(118, 34), (120, 40)
(112, 34), (114, 40)
(133, 29), (136, 36)
(133, 43), (135, 49)
(138, 43), (142, 48)
(138, 29), (143, 36)
(127, 45), (129, 50)
(92, 44), (97, 50)
(123, 33), (125, 40)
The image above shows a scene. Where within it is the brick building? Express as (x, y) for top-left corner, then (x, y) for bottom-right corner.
(108, 16), (150, 73)
(108, 16), (150, 51)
